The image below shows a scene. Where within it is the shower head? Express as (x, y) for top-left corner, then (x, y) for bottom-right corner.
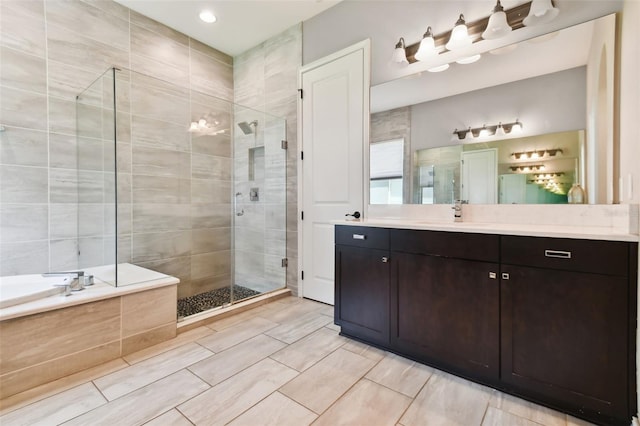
(237, 120), (258, 135)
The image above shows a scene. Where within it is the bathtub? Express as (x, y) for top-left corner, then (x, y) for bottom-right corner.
(0, 274), (66, 309)
(0, 264), (179, 399)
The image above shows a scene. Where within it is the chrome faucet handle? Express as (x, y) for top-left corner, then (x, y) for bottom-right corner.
(43, 272), (85, 291)
(54, 280), (73, 296)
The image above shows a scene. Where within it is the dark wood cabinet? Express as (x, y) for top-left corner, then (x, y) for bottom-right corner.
(391, 251), (500, 382)
(334, 225), (637, 426)
(500, 236), (636, 424)
(335, 227), (390, 346)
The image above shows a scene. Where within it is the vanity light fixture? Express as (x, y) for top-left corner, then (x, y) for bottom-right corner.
(482, 0), (512, 40)
(509, 164), (545, 172)
(199, 10), (217, 23)
(452, 120), (524, 140)
(534, 172), (564, 178)
(391, 37), (409, 67)
(510, 148), (563, 160)
(446, 14), (472, 51)
(415, 27), (438, 62)
(397, 1), (544, 67)
(523, 0), (559, 27)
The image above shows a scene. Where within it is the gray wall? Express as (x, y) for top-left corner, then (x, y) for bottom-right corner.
(302, 0), (622, 86)
(0, 0), (234, 300)
(233, 24), (301, 296)
(410, 67), (587, 152)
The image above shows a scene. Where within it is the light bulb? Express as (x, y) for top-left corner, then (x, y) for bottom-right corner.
(199, 10), (217, 23)
(188, 122), (199, 132)
(445, 14), (472, 51)
(511, 120), (523, 133)
(198, 119), (207, 129)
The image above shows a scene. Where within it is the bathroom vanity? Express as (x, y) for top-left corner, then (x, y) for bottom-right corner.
(334, 221), (638, 426)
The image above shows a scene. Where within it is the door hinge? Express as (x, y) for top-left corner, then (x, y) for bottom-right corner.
(298, 88), (303, 99)
(301, 151), (304, 160)
(301, 270), (304, 280)
(301, 211), (304, 220)
(281, 140), (288, 150)
(281, 258), (288, 267)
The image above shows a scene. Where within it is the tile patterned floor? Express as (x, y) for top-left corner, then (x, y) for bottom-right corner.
(0, 297), (597, 426)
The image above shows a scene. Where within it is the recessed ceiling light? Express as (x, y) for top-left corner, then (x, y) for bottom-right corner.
(199, 10), (217, 23)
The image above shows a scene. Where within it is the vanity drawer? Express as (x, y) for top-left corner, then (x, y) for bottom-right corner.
(501, 236), (629, 276)
(335, 226), (389, 250)
(390, 229), (499, 262)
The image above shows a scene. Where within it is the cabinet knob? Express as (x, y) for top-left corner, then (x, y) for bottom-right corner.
(381, 257), (388, 263)
(489, 272), (497, 279)
(502, 273), (510, 280)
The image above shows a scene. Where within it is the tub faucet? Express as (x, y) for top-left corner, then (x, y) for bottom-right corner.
(42, 271), (87, 291)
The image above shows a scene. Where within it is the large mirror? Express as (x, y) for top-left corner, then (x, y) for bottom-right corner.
(370, 13), (617, 205)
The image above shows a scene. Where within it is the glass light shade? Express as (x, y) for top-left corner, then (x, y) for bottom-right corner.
(523, 0), (559, 26)
(482, 10), (512, 40)
(415, 28), (437, 62)
(456, 54), (481, 64)
(445, 15), (472, 51)
(478, 126), (490, 137)
(427, 63), (450, 73)
(511, 120), (523, 133)
(390, 38), (408, 66)
(199, 10), (217, 23)
(198, 119), (207, 129)
(495, 123), (506, 136)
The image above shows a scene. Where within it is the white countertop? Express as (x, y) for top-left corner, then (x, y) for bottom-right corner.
(334, 219), (639, 242)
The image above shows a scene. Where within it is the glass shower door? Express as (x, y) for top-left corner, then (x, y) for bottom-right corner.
(232, 105), (287, 303)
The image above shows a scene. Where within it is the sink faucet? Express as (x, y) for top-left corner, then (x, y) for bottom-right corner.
(42, 271), (89, 292)
(452, 200), (466, 222)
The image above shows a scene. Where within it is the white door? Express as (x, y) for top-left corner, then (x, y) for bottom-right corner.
(461, 149), (498, 204)
(299, 41), (370, 305)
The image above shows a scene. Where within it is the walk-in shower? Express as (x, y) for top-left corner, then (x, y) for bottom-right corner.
(0, 67), (287, 320)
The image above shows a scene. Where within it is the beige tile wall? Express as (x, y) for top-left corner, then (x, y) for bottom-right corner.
(0, 0), (234, 299)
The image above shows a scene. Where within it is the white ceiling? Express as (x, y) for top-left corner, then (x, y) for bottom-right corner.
(113, 0), (342, 56)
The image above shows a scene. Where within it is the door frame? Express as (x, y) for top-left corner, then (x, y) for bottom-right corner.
(297, 39), (371, 300)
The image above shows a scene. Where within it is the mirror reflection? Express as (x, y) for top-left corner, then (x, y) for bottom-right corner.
(370, 13), (616, 205)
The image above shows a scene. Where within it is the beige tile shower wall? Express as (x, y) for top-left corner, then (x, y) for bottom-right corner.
(0, 0), (234, 300)
(233, 24), (301, 295)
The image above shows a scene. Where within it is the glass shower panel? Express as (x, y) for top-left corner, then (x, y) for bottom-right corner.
(76, 68), (117, 285)
(232, 105), (287, 302)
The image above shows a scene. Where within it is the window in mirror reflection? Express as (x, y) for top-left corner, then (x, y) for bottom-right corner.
(370, 139), (404, 204)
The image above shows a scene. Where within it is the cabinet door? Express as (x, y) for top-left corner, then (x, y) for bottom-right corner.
(335, 245), (390, 345)
(501, 265), (628, 421)
(391, 252), (499, 381)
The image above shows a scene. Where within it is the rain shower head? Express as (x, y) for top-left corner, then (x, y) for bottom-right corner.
(237, 120), (258, 135)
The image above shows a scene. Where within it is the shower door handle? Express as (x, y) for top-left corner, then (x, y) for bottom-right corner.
(235, 192), (244, 216)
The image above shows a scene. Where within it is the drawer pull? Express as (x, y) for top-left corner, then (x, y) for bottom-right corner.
(502, 273), (510, 280)
(381, 257), (388, 263)
(489, 272), (497, 279)
(352, 234), (366, 240)
(544, 250), (571, 259)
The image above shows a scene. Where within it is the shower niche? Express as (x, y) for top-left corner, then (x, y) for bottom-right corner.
(76, 67), (288, 319)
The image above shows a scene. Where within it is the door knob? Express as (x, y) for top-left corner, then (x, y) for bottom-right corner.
(345, 211), (361, 219)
